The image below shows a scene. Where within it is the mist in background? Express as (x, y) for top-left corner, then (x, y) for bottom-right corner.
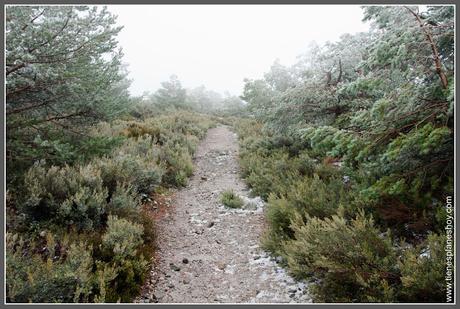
(107, 5), (370, 96)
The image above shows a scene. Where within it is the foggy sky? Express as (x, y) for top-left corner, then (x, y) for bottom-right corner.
(107, 5), (370, 96)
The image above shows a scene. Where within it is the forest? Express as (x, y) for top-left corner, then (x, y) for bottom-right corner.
(5, 5), (455, 303)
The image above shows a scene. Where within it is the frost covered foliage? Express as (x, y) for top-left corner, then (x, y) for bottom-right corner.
(21, 163), (108, 231)
(6, 6), (130, 185)
(132, 75), (246, 116)
(6, 110), (215, 302)
(5, 5), (216, 303)
(238, 5), (453, 303)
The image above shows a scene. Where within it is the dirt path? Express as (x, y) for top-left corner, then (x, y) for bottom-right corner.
(138, 125), (311, 303)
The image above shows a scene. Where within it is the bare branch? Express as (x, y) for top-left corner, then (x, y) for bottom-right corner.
(405, 6), (449, 89)
(21, 9), (46, 31)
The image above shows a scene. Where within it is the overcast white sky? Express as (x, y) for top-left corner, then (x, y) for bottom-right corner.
(107, 5), (370, 96)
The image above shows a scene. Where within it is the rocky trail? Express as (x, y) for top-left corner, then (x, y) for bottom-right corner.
(137, 125), (311, 304)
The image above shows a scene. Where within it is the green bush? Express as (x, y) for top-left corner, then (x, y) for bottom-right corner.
(94, 153), (164, 196)
(106, 185), (141, 220)
(241, 150), (300, 200)
(159, 143), (194, 187)
(102, 215), (144, 260)
(105, 257), (149, 303)
(263, 194), (296, 255)
(398, 233), (447, 302)
(279, 175), (350, 219)
(220, 190), (244, 208)
(21, 163), (108, 231)
(6, 233), (104, 303)
(100, 215), (148, 302)
(284, 212), (399, 302)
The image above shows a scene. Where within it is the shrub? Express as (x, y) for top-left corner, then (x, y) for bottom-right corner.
(102, 215), (144, 260)
(120, 122), (161, 141)
(106, 185), (141, 221)
(106, 259), (148, 303)
(241, 150), (300, 200)
(6, 233), (98, 303)
(283, 212), (399, 302)
(21, 163), (108, 231)
(101, 216), (148, 302)
(159, 143), (194, 187)
(398, 233), (447, 302)
(262, 194), (296, 256)
(220, 190), (244, 208)
(279, 174), (354, 219)
(94, 154), (164, 196)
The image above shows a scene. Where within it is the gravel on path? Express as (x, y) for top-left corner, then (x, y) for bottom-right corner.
(137, 125), (311, 303)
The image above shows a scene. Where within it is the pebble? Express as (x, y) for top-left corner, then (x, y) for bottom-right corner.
(216, 262), (226, 270)
(182, 258), (189, 264)
(170, 263), (181, 271)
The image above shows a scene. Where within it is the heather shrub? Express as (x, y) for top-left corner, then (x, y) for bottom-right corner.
(398, 233), (447, 302)
(21, 163), (108, 230)
(136, 208), (156, 257)
(159, 143), (194, 187)
(242, 150), (300, 200)
(113, 112), (214, 189)
(263, 195), (296, 255)
(220, 190), (244, 208)
(279, 174), (353, 219)
(147, 111), (215, 141)
(120, 121), (162, 141)
(102, 215), (144, 260)
(283, 212), (399, 302)
(239, 152), (275, 199)
(6, 233), (98, 303)
(94, 154), (164, 196)
(101, 216), (148, 302)
(116, 135), (161, 159)
(105, 257), (149, 303)
(106, 185), (141, 220)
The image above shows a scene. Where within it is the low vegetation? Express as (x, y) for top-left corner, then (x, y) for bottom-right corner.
(220, 190), (244, 209)
(6, 111), (216, 302)
(236, 5), (453, 303)
(5, 6), (226, 303)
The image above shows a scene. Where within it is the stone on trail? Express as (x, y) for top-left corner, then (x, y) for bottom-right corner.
(170, 263), (181, 272)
